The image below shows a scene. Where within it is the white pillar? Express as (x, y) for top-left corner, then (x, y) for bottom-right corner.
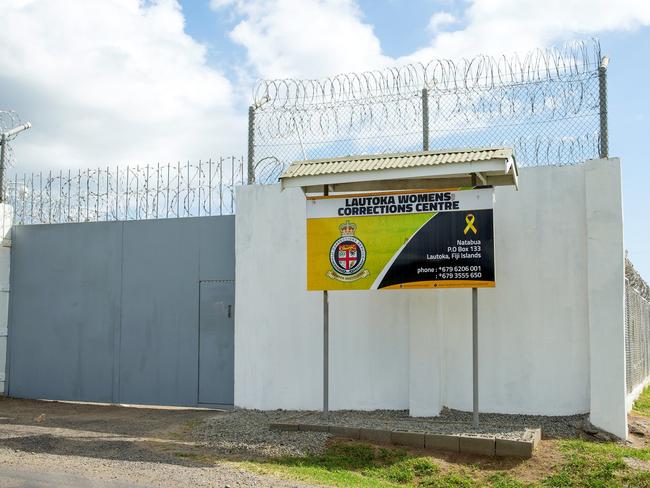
(0, 204), (12, 395)
(585, 158), (627, 439)
(409, 291), (443, 417)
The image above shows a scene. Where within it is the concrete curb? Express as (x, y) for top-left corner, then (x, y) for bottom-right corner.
(360, 428), (392, 443)
(330, 426), (361, 439)
(459, 435), (495, 456)
(269, 422), (540, 459)
(425, 433), (460, 452)
(391, 431), (425, 448)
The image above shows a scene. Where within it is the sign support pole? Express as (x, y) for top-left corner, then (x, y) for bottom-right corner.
(471, 173), (479, 428)
(323, 184), (329, 414)
(472, 287), (479, 427)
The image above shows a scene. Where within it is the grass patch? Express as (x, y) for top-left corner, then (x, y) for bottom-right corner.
(237, 388), (650, 486)
(542, 440), (650, 487)
(485, 472), (528, 488)
(171, 450), (217, 464)
(242, 441), (485, 487)
(633, 384), (650, 417)
(240, 438), (650, 488)
(241, 442), (461, 488)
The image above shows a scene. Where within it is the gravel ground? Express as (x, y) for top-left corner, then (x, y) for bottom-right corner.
(0, 445), (320, 488)
(0, 397), (597, 487)
(192, 409), (332, 458)
(288, 408), (590, 440)
(191, 407), (591, 458)
(0, 398), (321, 487)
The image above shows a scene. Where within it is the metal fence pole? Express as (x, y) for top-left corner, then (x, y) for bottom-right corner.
(472, 287), (479, 428)
(471, 173), (479, 428)
(208, 158), (212, 216)
(247, 105), (255, 184)
(599, 56), (609, 159)
(13, 174), (17, 222)
(19, 173), (27, 222)
(0, 134), (6, 203)
(0, 119), (31, 202)
(231, 156), (235, 212)
(422, 88), (429, 151)
(323, 183), (329, 415)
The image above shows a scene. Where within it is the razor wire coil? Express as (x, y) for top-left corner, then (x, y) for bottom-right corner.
(625, 258), (650, 394)
(250, 40), (605, 183)
(5, 157), (246, 225)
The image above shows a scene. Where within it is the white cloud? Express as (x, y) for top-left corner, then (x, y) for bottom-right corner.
(405, 0), (650, 62)
(3, 0), (650, 173)
(427, 12), (458, 33)
(212, 0), (390, 79)
(0, 0), (243, 171)
(210, 0), (236, 8)
(214, 0), (650, 95)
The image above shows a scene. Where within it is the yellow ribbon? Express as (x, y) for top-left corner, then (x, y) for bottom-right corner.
(464, 214), (477, 235)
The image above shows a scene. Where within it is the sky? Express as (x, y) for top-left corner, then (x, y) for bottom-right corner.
(0, 0), (649, 277)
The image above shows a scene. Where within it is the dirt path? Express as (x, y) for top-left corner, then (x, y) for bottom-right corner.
(0, 397), (319, 488)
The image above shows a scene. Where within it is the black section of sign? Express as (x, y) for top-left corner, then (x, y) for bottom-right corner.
(377, 210), (494, 289)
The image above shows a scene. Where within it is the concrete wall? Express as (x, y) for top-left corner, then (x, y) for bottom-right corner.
(235, 159), (627, 438)
(585, 160), (627, 438)
(0, 204), (12, 394)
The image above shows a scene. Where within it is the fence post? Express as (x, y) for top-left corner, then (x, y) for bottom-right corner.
(598, 57), (609, 159)
(422, 88), (429, 151)
(247, 105), (255, 184)
(0, 134), (5, 202)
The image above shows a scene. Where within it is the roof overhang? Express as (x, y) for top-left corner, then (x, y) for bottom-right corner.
(280, 148), (518, 193)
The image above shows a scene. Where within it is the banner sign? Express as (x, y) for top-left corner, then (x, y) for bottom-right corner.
(306, 188), (495, 290)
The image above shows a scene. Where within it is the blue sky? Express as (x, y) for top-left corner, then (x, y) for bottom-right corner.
(183, 0), (650, 278)
(1, 0), (649, 277)
(600, 28), (650, 280)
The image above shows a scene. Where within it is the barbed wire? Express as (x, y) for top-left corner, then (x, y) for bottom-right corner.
(4, 157), (245, 225)
(625, 255), (650, 393)
(627, 257), (650, 301)
(0, 110), (24, 169)
(250, 40), (604, 182)
(253, 40), (599, 108)
(0, 110), (22, 139)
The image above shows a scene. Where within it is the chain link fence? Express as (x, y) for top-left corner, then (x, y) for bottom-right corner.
(248, 40), (607, 184)
(625, 257), (650, 394)
(4, 157), (245, 225)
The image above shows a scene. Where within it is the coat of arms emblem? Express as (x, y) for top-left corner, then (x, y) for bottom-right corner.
(327, 221), (370, 282)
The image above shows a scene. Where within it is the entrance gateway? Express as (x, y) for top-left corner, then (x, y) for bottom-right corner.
(280, 148), (518, 426)
(7, 216), (235, 408)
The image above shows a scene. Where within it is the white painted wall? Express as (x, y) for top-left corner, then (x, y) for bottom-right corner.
(585, 159), (627, 438)
(235, 160), (626, 437)
(235, 185), (323, 410)
(439, 163), (591, 415)
(0, 204), (12, 394)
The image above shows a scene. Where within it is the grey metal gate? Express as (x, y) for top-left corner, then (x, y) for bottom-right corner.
(6, 216), (235, 407)
(199, 281), (235, 406)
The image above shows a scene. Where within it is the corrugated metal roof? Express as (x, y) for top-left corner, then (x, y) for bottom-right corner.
(280, 148), (514, 179)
